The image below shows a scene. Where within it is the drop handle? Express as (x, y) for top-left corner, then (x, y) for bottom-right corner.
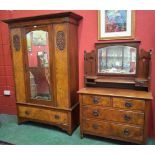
(54, 115), (60, 120)
(124, 114), (131, 121)
(123, 129), (130, 136)
(92, 97), (100, 104)
(92, 124), (99, 129)
(92, 110), (99, 117)
(125, 102), (133, 108)
(25, 110), (30, 115)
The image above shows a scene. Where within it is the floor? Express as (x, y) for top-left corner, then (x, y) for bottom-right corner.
(0, 114), (155, 145)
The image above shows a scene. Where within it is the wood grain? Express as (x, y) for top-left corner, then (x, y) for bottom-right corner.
(82, 95), (111, 107)
(79, 87), (151, 144)
(113, 97), (145, 111)
(83, 119), (110, 135)
(7, 12), (82, 134)
(11, 28), (26, 102)
(111, 122), (143, 142)
(18, 105), (68, 124)
(78, 87), (153, 100)
(53, 23), (70, 108)
(83, 106), (144, 125)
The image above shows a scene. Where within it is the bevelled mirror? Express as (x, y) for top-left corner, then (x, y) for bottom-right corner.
(98, 45), (137, 75)
(26, 30), (51, 101)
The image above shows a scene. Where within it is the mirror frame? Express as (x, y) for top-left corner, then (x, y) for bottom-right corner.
(97, 46), (137, 75)
(96, 41), (140, 77)
(23, 25), (55, 106)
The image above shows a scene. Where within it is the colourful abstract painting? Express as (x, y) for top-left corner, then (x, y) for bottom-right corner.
(105, 10), (127, 33)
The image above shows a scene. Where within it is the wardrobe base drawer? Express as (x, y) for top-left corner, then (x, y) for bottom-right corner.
(18, 105), (68, 124)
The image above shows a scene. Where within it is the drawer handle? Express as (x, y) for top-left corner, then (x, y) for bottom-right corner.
(124, 114), (131, 121)
(125, 102), (133, 108)
(54, 115), (60, 120)
(93, 97), (100, 104)
(92, 110), (99, 117)
(123, 129), (130, 136)
(25, 110), (30, 115)
(92, 124), (99, 129)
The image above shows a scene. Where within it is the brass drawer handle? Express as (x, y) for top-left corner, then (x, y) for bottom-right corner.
(123, 129), (130, 136)
(92, 97), (100, 104)
(92, 110), (99, 117)
(54, 115), (60, 120)
(124, 114), (131, 121)
(25, 110), (30, 115)
(125, 102), (133, 108)
(92, 124), (99, 129)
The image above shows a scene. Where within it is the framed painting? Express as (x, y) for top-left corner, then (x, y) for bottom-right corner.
(98, 10), (135, 40)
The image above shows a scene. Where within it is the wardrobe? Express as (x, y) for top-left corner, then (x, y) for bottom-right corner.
(3, 12), (82, 134)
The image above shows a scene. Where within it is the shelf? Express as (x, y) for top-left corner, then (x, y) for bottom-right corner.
(85, 76), (135, 84)
(95, 77), (135, 84)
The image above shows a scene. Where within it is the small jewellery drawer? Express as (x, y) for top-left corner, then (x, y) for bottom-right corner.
(83, 106), (144, 125)
(111, 123), (143, 142)
(82, 119), (110, 136)
(113, 98), (145, 111)
(82, 95), (111, 107)
(18, 105), (68, 124)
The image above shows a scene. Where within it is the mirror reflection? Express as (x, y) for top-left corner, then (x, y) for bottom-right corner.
(98, 46), (137, 74)
(26, 30), (51, 100)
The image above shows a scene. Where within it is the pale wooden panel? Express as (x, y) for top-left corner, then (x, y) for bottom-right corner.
(68, 24), (79, 107)
(78, 87), (153, 100)
(82, 95), (111, 107)
(18, 105), (68, 124)
(83, 106), (144, 125)
(11, 28), (26, 102)
(113, 98), (145, 111)
(53, 24), (70, 108)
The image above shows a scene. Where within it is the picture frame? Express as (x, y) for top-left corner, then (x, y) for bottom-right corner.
(98, 10), (135, 40)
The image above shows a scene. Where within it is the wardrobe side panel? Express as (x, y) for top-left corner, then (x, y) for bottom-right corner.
(11, 28), (26, 102)
(68, 23), (79, 106)
(53, 23), (70, 108)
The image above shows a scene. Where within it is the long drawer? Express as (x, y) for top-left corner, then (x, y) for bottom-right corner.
(18, 105), (68, 124)
(83, 106), (144, 125)
(113, 98), (145, 111)
(83, 119), (143, 142)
